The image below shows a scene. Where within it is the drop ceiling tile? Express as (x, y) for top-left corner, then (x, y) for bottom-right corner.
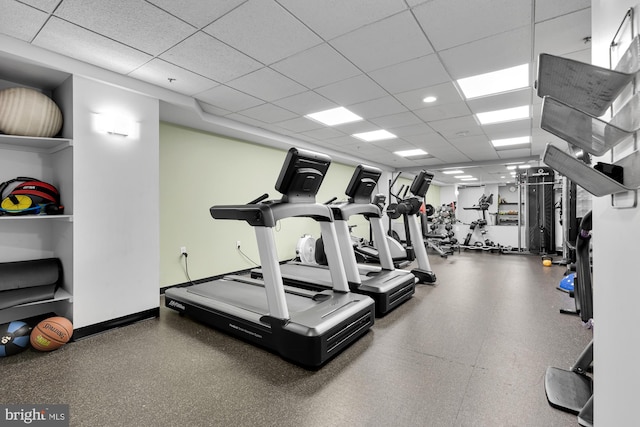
(460, 148), (500, 162)
(236, 103), (298, 123)
(429, 116), (483, 138)
(535, 0), (590, 23)
(204, 1), (322, 65)
(369, 54), (450, 94)
(21, 0), (62, 13)
(315, 74), (388, 106)
(147, 0), (246, 29)
(498, 148), (532, 158)
(1, 1), (49, 41)
(276, 0), (407, 40)
(54, 0), (196, 56)
(323, 135), (361, 148)
(534, 8), (591, 58)
(274, 117), (324, 133)
(195, 85), (263, 112)
(413, 0), (531, 51)
(330, 120), (380, 136)
(414, 101), (471, 122)
(272, 91), (337, 115)
(271, 43), (361, 89)
(301, 127), (347, 141)
(369, 112), (423, 129)
(33, 17), (153, 74)
(227, 67), (306, 102)
(348, 95), (408, 119)
(466, 88), (533, 114)
(387, 123), (435, 138)
(482, 119), (532, 139)
(330, 11), (433, 72)
(394, 82), (463, 110)
(439, 26), (532, 80)
(160, 32), (262, 83)
(225, 112), (272, 128)
(129, 59), (219, 96)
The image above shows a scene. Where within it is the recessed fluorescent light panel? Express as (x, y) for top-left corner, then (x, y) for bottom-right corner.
(476, 105), (530, 125)
(305, 107), (363, 126)
(491, 136), (530, 147)
(353, 129), (397, 142)
(456, 175), (473, 179)
(457, 64), (529, 99)
(442, 170), (464, 174)
(394, 149), (427, 157)
(423, 96), (437, 103)
(461, 177), (478, 181)
(506, 165), (518, 170)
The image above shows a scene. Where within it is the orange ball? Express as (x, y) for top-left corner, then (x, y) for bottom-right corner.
(30, 316), (73, 352)
(542, 259), (552, 267)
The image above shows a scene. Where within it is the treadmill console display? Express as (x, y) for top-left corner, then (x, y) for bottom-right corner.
(275, 147), (331, 203)
(345, 164), (382, 204)
(410, 170), (434, 198)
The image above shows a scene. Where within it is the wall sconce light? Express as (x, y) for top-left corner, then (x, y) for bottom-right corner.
(95, 113), (133, 137)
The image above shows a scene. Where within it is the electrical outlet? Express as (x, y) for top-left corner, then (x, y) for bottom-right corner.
(236, 241), (241, 249)
(180, 246), (187, 255)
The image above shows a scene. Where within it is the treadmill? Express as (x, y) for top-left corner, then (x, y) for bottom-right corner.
(253, 164), (417, 317)
(165, 148), (375, 368)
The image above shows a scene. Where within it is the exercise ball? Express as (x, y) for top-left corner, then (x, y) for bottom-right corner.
(0, 87), (63, 137)
(30, 316), (73, 352)
(0, 321), (31, 357)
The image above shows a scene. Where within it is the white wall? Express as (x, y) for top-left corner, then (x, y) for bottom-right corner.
(591, 1), (640, 424)
(72, 76), (160, 328)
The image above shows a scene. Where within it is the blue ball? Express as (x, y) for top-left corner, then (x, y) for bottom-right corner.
(0, 321), (31, 357)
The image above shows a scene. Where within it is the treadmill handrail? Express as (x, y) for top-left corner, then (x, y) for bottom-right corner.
(330, 202), (381, 221)
(210, 201), (333, 227)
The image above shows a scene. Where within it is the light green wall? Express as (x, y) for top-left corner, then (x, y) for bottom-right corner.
(159, 122), (369, 287)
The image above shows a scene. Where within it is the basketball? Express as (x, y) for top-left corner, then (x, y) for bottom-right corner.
(0, 87), (63, 137)
(30, 316), (73, 352)
(0, 321), (31, 357)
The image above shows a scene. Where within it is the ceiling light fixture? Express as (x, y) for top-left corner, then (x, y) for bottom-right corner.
(518, 164), (532, 169)
(491, 136), (530, 147)
(442, 170), (464, 174)
(305, 107), (363, 126)
(422, 96), (437, 103)
(476, 105), (530, 125)
(456, 175), (473, 179)
(457, 64), (529, 99)
(506, 165), (518, 170)
(353, 129), (397, 142)
(461, 177), (478, 181)
(394, 148), (427, 157)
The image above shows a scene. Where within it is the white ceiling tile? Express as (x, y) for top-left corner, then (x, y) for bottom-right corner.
(20, 0), (62, 13)
(394, 82), (463, 110)
(414, 102), (471, 122)
(534, 8), (591, 58)
(429, 116), (483, 138)
(440, 26), (532, 80)
(272, 91), (337, 115)
(301, 127), (346, 141)
(1, 1), (49, 42)
(129, 59), (219, 96)
(236, 103), (298, 123)
(482, 119), (532, 139)
(330, 120), (380, 136)
(227, 68), (306, 102)
(369, 54), (450, 94)
(272, 43), (361, 89)
(160, 32), (262, 83)
(33, 17), (153, 74)
(413, 0), (531, 51)
(204, 1), (322, 65)
(497, 148), (533, 158)
(331, 11), (433, 72)
(55, 0), (196, 56)
(348, 96), (408, 119)
(195, 85), (263, 112)
(535, 0), (590, 23)
(466, 88), (533, 114)
(369, 112), (422, 129)
(225, 112), (272, 128)
(276, 0), (408, 40)
(315, 74), (388, 106)
(387, 123), (435, 138)
(274, 117), (324, 133)
(147, 0), (246, 29)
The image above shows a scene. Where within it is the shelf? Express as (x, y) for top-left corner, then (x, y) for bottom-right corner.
(14, 288), (73, 307)
(0, 134), (72, 153)
(0, 288), (72, 324)
(543, 144), (640, 196)
(541, 95), (636, 156)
